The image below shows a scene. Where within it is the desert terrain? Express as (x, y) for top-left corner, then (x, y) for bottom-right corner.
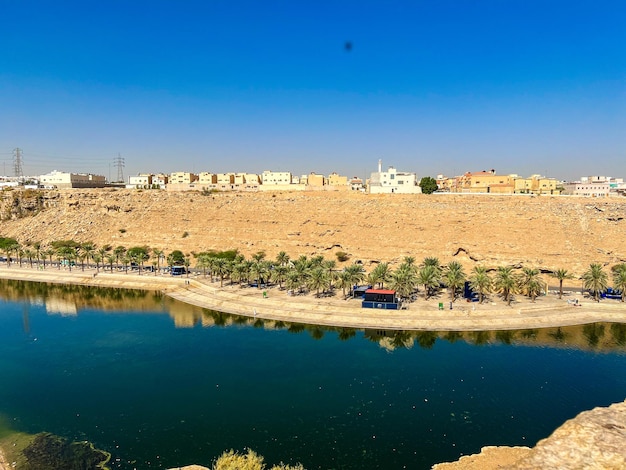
(1, 189), (625, 276)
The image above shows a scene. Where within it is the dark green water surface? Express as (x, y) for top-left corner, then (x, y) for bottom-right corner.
(0, 281), (625, 469)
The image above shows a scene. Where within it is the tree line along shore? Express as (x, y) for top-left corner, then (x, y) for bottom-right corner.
(1, 236), (625, 306)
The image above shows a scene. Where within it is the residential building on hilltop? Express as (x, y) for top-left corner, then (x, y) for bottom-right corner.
(514, 175), (560, 194)
(328, 172), (349, 190)
(40, 170), (106, 189)
(261, 170), (292, 185)
(169, 172), (198, 184)
(349, 176), (364, 191)
(562, 176), (625, 197)
(438, 170), (559, 195)
(368, 160), (421, 194)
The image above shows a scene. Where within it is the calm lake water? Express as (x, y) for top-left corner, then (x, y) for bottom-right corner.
(0, 281), (625, 470)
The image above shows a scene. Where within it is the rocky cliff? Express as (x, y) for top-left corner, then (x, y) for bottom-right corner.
(1, 189), (625, 275)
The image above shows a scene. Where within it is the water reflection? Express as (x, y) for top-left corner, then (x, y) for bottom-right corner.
(1, 278), (626, 353)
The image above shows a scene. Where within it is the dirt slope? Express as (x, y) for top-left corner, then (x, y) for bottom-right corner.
(1, 189), (625, 274)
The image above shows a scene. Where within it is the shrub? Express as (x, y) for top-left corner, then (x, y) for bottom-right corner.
(335, 251), (349, 262)
(119, 228), (126, 234)
(182, 231), (189, 238)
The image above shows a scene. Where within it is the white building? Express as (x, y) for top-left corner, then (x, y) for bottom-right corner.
(261, 170), (292, 185)
(128, 174), (152, 188)
(368, 160), (421, 194)
(562, 176), (625, 197)
(39, 170), (106, 189)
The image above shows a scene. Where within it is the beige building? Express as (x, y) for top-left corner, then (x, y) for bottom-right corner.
(443, 170), (514, 194)
(328, 172), (349, 189)
(514, 175), (560, 194)
(198, 172), (216, 185)
(39, 170), (106, 189)
(307, 173), (326, 187)
(240, 173), (261, 190)
(169, 172), (198, 184)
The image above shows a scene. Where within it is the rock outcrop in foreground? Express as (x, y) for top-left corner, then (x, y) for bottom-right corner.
(433, 400), (626, 469)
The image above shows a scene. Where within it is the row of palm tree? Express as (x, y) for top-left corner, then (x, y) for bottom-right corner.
(0, 237), (189, 276)
(2, 236), (626, 303)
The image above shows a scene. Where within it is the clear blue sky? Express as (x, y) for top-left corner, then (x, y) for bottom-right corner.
(1, 0), (625, 181)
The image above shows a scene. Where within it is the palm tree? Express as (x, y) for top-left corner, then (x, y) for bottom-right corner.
(76, 249), (88, 271)
(323, 259), (337, 292)
(0, 238), (19, 267)
(23, 248), (35, 268)
(337, 270), (353, 298)
(105, 254), (116, 272)
(44, 247), (55, 269)
(368, 262), (391, 288)
(444, 261), (466, 301)
(33, 242), (42, 268)
(231, 262), (250, 287)
(250, 260), (270, 288)
(494, 266), (518, 305)
(184, 255), (191, 278)
(57, 246), (76, 272)
(195, 253), (211, 277)
(582, 263), (608, 302)
(520, 267), (544, 302)
(252, 251), (266, 263)
(612, 267), (626, 302)
(285, 270), (302, 294)
(389, 263), (418, 301)
(344, 263), (366, 294)
(152, 249), (164, 273)
(93, 253), (102, 272)
(128, 246), (150, 274)
(273, 265), (289, 290)
(468, 266), (492, 303)
(213, 258), (231, 287)
(422, 257), (441, 271)
(307, 266), (329, 297)
(550, 268), (573, 299)
(81, 242), (96, 269)
(418, 264), (441, 299)
(275, 251), (290, 266)
(114, 246), (127, 266)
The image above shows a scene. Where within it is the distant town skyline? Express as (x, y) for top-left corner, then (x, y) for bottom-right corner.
(1, 1), (625, 181)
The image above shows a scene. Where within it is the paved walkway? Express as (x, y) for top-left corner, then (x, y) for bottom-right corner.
(0, 265), (625, 331)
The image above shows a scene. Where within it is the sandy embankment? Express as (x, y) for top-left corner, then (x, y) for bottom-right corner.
(1, 265), (625, 331)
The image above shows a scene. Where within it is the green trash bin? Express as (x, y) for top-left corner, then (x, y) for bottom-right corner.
(438, 302), (444, 310)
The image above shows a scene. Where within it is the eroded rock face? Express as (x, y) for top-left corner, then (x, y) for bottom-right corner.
(432, 400), (626, 470)
(510, 400), (626, 470)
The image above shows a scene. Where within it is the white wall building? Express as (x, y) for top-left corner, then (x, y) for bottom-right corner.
(368, 160), (421, 194)
(39, 170), (106, 189)
(261, 170), (292, 185)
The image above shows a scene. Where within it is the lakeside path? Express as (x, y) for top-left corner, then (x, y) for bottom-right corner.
(1, 266), (625, 331)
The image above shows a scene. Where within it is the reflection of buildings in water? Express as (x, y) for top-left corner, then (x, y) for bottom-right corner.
(45, 297), (78, 316)
(29, 298), (45, 307)
(167, 300), (205, 328)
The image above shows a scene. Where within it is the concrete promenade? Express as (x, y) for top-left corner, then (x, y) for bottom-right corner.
(0, 265), (625, 331)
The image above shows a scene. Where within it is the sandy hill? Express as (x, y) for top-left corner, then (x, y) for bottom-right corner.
(1, 189), (625, 275)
